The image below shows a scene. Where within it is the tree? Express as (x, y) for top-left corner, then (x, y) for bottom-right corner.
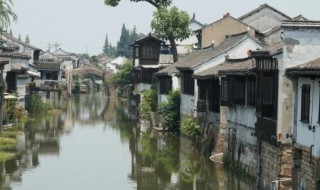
(104, 0), (172, 8)
(25, 34), (30, 44)
(104, 0), (190, 62)
(0, 0), (17, 31)
(117, 24), (130, 57)
(103, 34), (109, 55)
(151, 6), (191, 62)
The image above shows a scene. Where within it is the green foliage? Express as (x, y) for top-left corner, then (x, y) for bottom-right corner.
(117, 24), (130, 57)
(109, 60), (133, 94)
(104, 0), (172, 8)
(151, 6), (191, 62)
(25, 34), (30, 44)
(158, 90), (180, 131)
(26, 93), (54, 115)
(181, 118), (200, 138)
(0, 0), (17, 31)
(139, 89), (157, 119)
(72, 81), (81, 95)
(0, 137), (16, 150)
(103, 34), (117, 58)
(0, 151), (15, 161)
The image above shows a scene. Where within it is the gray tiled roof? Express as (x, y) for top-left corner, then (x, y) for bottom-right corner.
(154, 64), (178, 76)
(193, 58), (255, 79)
(282, 20), (320, 28)
(266, 41), (283, 55)
(2, 32), (42, 51)
(175, 32), (255, 70)
(286, 57), (320, 76)
(0, 52), (31, 59)
(35, 61), (61, 71)
(238, 4), (291, 21)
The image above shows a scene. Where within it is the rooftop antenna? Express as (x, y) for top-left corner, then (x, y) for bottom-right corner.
(52, 42), (60, 51)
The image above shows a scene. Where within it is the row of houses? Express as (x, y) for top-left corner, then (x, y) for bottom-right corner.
(131, 4), (320, 190)
(0, 31), (90, 124)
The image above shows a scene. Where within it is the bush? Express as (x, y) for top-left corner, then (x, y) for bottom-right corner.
(139, 89), (157, 119)
(158, 90), (180, 131)
(26, 93), (54, 115)
(181, 118), (200, 138)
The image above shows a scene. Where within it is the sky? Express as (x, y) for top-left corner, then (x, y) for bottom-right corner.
(9, 0), (320, 56)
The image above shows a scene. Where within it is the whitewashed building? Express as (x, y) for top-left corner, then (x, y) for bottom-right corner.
(283, 20), (320, 190)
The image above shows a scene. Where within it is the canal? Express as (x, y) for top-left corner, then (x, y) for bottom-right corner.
(1, 90), (254, 190)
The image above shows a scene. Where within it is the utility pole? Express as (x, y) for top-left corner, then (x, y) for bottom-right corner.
(47, 42), (54, 52)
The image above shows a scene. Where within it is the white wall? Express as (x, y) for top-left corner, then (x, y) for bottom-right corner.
(282, 26), (320, 146)
(296, 77), (320, 157)
(180, 94), (195, 116)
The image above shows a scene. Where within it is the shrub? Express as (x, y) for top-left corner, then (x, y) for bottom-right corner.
(181, 118), (200, 138)
(26, 93), (54, 115)
(158, 90), (180, 131)
(139, 89), (157, 119)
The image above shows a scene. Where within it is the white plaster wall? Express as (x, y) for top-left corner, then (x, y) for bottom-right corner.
(181, 94), (195, 116)
(283, 28), (320, 69)
(281, 27), (320, 146)
(138, 83), (152, 94)
(17, 78), (31, 97)
(63, 60), (73, 71)
(172, 75), (180, 90)
(241, 8), (287, 32)
(159, 94), (168, 103)
(296, 77), (320, 157)
(194, 37), (263, 74)
(159, 75), (180, 103)
(227, 106), (256, 129)
(207, 111), (220, 124)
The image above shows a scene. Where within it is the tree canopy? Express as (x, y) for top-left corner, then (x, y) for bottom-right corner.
(0, 0), (17, 31)
(151, 6), (191, 62)
(25, 34), (30, 44)
(104, 0), (172, 8)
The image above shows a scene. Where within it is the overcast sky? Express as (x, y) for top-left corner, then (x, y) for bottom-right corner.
(9, 0), (320, 55)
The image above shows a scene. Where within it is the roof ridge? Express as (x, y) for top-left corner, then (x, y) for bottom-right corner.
(238, 3), (291, 21)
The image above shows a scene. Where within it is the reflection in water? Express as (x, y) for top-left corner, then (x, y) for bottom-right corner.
(0, 90), (254, 190)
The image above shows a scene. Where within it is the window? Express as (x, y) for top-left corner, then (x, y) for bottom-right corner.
(181, 70), (194, 95)
(247, 76), (256, 106)
(135, 46), (139, 58)
(234, 77), (245, 105)
(301, 84), (311, 123)
(262, 77), (274, 104)
(159, 76), (172, 94)
(198, 81), (207, 100)
(318, 84), (320, 122)
(142, 45), (159, 58)
(210, 79), (220, 113)
(221, 77), (228, 106)
(46, 90), (50, 99)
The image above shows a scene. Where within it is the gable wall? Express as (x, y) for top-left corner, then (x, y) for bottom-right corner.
(201, 17), (255, 48)
(241, 8), (289, 32)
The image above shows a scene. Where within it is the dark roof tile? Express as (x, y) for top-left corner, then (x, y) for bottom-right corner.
(286, 57), (320, 76)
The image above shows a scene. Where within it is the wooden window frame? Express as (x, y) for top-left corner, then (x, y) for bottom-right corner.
(301, 84), (311, 123)
(246, 76), (256, 106)
(159, 76), (172, 95)
(181, 70), (194, 95)
(220, 77), (228, 106)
